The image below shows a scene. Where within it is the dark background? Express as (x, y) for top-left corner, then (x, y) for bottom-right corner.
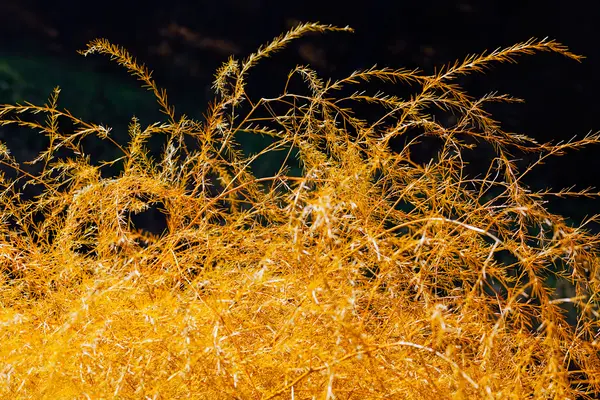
(0, 0), (598, 229)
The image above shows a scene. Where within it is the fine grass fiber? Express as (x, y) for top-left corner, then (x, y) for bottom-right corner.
(1, 22), (599, 399)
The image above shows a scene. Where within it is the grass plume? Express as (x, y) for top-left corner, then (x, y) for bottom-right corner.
(0, 22), (599, 399)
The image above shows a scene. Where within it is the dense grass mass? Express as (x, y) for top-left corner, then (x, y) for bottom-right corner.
(1, 23), (599, 399)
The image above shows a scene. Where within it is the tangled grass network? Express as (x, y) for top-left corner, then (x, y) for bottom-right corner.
(0, 22), (599, 399)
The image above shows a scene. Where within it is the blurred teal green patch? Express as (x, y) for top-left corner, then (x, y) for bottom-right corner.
(0, 52), (158, 123)
(236, 129), (302, 179)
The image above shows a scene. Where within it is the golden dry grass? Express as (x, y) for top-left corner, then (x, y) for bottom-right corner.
(1, 22), (599, 399)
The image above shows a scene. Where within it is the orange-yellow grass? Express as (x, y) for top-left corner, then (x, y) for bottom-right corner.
(1, 22), (599, 399)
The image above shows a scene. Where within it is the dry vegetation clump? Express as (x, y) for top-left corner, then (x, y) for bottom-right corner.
(1, 22), (600, 399)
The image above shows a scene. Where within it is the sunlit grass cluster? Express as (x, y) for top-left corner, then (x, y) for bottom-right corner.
(1, 22), (599, 399)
